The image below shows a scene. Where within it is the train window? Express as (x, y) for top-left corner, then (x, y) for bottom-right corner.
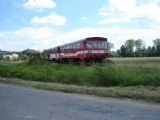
(98, 41), (107, 48)
(70, 44), (74, 50)
(87, 41), (97, 48)
(93, 41), (98, 48)
(68, 45), (72, 50)
(76, 43), (80, 49)
(87, 41), (93, 48)
(73, 44), (76, 49)
(87, 41), (107, 48)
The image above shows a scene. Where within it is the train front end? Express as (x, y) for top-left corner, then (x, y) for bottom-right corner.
(84, 37), (108, 62)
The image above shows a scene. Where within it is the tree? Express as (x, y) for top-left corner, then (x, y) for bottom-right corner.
(153, 38), (160, 56)
(107, 42), (114, 52)
(140, 47), (148, 57)
(151, 46), (156, 56)
(120, 45), (127, 57)
(125, 39), (135, 57)
(116, 49), (121, 56)
(135, 39), (145, 57)
(147, 46), (152, 56)
(135, 39), (143, 50)
(110, 51), (120, 57)
(22, 49), (39, 58)
(41, 49), (48, 58)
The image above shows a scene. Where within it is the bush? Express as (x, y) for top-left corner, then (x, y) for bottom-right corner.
(0, 58), (160, 87)
(28, 53), (49, 65)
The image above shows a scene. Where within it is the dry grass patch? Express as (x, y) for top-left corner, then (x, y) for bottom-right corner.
(0, 77), (160, 103)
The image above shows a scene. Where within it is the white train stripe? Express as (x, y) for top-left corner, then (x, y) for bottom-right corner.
(60, 50), (106, 56)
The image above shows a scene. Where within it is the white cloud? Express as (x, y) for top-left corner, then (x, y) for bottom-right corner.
(99, 0), (136, 17)
(98, 0), (160, 24)
(0, 44), (2, 49)
(98, 17), (131, 24)
(0, 26), (159, 51)
(80, 17), (87, 21)
(58, 27), (160, 50)
(0, 27), (60, 51)
(30, 13), (67, 26)
(23, 0), (56, 9)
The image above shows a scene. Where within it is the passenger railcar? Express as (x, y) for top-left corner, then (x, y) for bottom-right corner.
(46, 37), (108, 62)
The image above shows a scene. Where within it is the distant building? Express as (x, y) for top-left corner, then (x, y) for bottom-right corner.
(3, 53), (19, 61)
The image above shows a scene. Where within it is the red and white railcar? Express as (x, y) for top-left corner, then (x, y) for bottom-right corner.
(47, 37), (108, 62)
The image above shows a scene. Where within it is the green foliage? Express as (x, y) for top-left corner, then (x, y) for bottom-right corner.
(18, 54), (28, 61)
(125, 39), (135, 57)
(153, 39), (160, 56)
(109, 51), (120, 57)
(28, 53), (49, 65)
(119, 45), (127, 57)
(0, 58), (160, 87)
(117, 38), (160, 57)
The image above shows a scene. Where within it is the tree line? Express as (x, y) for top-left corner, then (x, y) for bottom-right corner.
(1, 38), (160, 60)
(115, 38), (160, 57)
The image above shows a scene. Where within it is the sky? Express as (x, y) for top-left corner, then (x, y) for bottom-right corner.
(0, 0), (160, 51)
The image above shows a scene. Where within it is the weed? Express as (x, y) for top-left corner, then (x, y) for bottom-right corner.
(0, 57), (160, 87)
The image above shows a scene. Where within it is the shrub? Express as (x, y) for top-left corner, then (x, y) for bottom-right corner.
(0, 58), (160, 87)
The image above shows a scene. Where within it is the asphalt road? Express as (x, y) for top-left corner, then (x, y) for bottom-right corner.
(0, 83), (160, 120)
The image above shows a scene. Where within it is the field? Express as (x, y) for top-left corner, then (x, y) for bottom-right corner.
(0, 57), (160, 87)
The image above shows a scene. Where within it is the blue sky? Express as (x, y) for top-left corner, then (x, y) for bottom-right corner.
(0, 0), (105, 30)
(0, 0), (160, 51)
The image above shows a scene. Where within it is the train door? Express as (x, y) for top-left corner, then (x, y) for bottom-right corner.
(57, 46), (60, 59)
(82, 41), (86, 59)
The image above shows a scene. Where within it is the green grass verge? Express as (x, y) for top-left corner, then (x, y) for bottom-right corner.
(0, 77), (160, 103)
(0, 58), (160, 87)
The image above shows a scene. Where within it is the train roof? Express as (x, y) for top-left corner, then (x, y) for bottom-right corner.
(47, 37), (107, 50)
(60, 37), (107, 46)
(86, 37), (107, 40)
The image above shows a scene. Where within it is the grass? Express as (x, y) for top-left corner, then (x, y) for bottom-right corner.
(0, 57), (160, 87)
(0, 59), (12, 66)
(0, 77), (160, 103)
(0, 57), (160, 102)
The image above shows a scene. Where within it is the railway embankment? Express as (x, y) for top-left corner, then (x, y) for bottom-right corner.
(0, 57), (160, 103)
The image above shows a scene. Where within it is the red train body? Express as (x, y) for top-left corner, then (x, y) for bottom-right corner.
(46, 37), (108, 62)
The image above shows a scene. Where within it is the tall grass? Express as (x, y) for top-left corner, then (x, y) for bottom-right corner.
(0, 58), (160, 87)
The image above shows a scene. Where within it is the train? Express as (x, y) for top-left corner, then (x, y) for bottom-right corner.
(46, 37), (108, 63)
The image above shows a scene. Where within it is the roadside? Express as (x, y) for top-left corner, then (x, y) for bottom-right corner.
(0, 77), (160, 103)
